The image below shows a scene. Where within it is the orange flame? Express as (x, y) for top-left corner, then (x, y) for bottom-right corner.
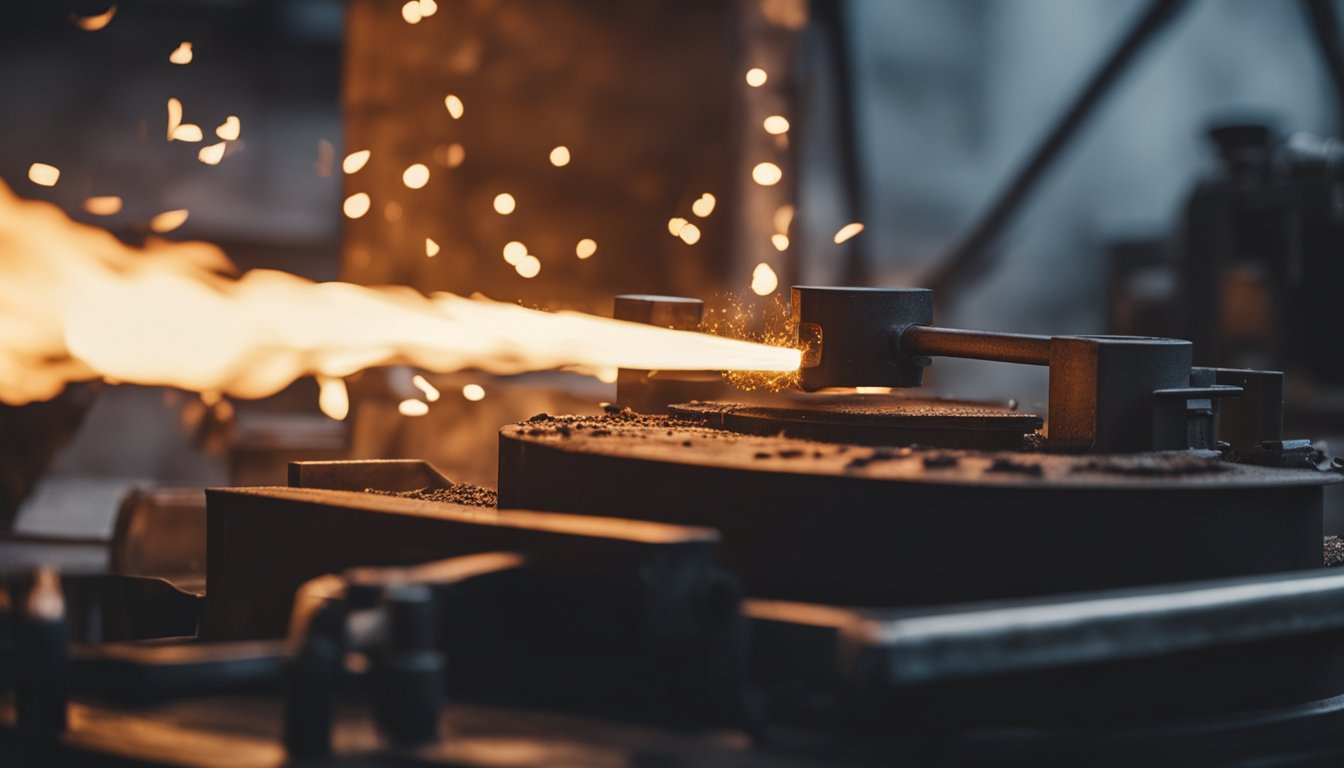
(0, 181), (799, 406)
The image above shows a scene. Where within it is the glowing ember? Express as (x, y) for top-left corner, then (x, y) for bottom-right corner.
(398, 398), (429, 416)
(752, 162), (782, 186)
(342, 150), (371, 174)
(216, 116), (241, 141)
(678, 223), (702, 245)
(27, 164), (59, 187)
(402, 163), (430, 189)
(493, 193), (516, 215)
(691, 193), (716, 218)
(774, 204), (794, 234)
(83, 196), (122, 216)
(412, 374), (441, 401)
(444, 94), (465, 119)
(343, 192), (371, 219)
(771, 234), (789, 252)
(502, 241), (527, 265)
(549, 146), (571, 167)
(149, 209), (189, 234)
(425, 238), (440, 257)
(198, 142), (226, 165)
(166, 98), (182, 140)
(172, 124), (204, 143)
(0, 181), (798, 406)
(72, 5), (116, 31)
(401, 1), (423, 24)
(317, 377), (349, 420)
(751, 262), (779, 295)
(445, 143), (465, 167)
(763, 115), (790, 134)
(855, 386), (892, 394)
(169, 42), (193, 65)
(515, 254), (541, 278)
(461, 384), (485, 401)
(667, 217), (688, 237)
(833, 222), (865, 244)
(575, 238), (597, 259)
(745, 67), (768, 87)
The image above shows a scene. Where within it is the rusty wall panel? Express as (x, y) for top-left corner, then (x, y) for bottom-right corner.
(342, 0), (747, 314)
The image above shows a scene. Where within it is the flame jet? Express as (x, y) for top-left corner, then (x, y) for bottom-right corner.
(0, 181), (799, 405)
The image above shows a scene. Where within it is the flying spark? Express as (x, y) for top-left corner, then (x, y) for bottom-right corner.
(27, 164), (59, 187)
(502, 241), (527, 265)
(343, 150), (371, 174)
(549, 146), (570, 167)
(462, 384), (485, 401)
(172, 124), (204, 143)
(398, 398), (429, 416)
(72, 5), (116, 31)
(745, 68), (768, 87)
(343, 192), (371, 219)
(402, 163), (430, 189)
(169, 42), (193, 65)
(83, 196), (122, 216)
(493, 193), (515, 215)
(412, 374), (441, 401)
(678, 223), (701, 245)
(515, 255), (541, 278)
(425, 238), (440, 257)
(166, 98), (183, 140)
(833, 222), (865, 244)
(691, 193), (716, 217)
(751, 262), (779, 295)
(575, 238), (597, 259)
(216, 116), (241, 141)
(752, 162), (782, 186)
(149, 209), (189, 234)
(445, 94), (464, 119)
(763, 115), (790, 134)
(198, 142), (226, 165)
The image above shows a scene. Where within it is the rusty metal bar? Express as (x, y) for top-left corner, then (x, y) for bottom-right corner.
(900, 325), (1052, 367)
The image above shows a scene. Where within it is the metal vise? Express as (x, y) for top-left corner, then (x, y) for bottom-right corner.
(792, 286), (1283, 453)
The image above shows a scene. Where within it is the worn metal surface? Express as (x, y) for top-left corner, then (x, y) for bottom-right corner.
(792, 286), (932, 390)
(499, 415), (1334, 607)
(670, 394), (1041, 449)
(286, 458), (452, 494)
(204, 485), (720, 640)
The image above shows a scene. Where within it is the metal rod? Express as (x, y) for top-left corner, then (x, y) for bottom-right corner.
(901, 325), (1052, 366)
(923, 0), (1192, 294)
